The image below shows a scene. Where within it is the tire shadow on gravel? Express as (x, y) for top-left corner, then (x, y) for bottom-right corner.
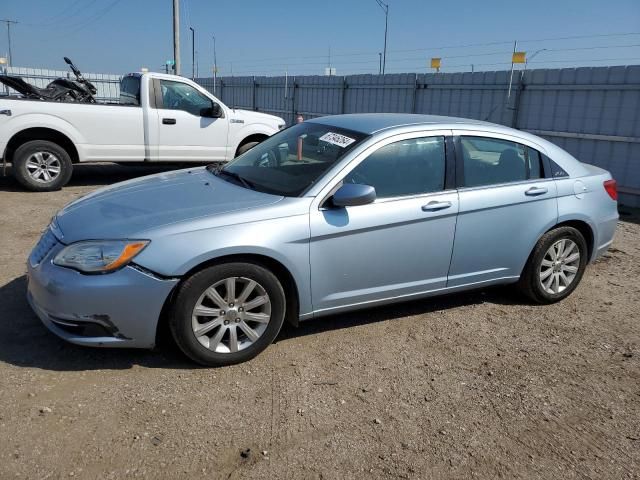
(1, 274), (524, 372)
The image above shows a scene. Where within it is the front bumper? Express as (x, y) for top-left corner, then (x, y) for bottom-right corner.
(27, 238), (179, 349)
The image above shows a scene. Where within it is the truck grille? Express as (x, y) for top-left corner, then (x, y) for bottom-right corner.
(29, 228), (58, 267)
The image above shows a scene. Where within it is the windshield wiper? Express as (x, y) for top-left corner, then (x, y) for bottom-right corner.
(210, 166), (255, 190)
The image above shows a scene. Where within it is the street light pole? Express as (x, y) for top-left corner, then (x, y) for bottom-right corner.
(0, 19), (18, 66)
(375, 0), (389, 74)
(378, 52), (382, 75)
(212, 35), (217, 94)
(172, 0), (180, 75)
(189, 27), (195, 80)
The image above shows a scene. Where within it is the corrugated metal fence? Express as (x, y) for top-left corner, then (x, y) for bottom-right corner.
(1, 66), (120, 102)
(197, 66), (640, 207)
(1, 65), (638, 205)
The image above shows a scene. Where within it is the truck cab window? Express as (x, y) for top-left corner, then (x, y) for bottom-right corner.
(159, 80), (212, 116)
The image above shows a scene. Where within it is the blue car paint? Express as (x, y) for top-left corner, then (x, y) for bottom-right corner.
(27, 114), (618, 349)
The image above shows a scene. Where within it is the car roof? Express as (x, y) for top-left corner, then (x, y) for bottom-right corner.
(306, 113), (591, 178)
(307, 113), (494, 134)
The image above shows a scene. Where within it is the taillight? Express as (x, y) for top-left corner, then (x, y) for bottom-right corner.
(603, 179), (617, 201)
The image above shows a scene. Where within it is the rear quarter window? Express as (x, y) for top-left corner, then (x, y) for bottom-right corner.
(120, 76), (141, 106)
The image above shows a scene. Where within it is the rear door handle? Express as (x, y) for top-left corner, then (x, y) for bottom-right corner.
(525, 186), (548, 196)
(0, 109), (11, 116)
(162, 118), (176, 125)
(422, 201), (452, 212)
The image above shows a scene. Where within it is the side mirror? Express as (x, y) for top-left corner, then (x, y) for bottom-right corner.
(331, 183), (376, 207)
(200, 102), (223, 118)
(64, 57), (72, 65)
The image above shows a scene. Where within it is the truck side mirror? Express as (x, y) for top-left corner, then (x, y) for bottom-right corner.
(201, 102), (223, 118)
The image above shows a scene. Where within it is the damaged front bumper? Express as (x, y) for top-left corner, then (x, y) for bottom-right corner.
(27, 240), (179, 349)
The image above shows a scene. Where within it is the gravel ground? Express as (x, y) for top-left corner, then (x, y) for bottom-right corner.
(0, 164), (638, 479)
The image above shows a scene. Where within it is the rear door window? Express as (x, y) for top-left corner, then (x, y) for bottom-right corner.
(460, 136), (544, 187)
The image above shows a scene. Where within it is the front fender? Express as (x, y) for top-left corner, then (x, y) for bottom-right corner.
(134, 214), (313, 316)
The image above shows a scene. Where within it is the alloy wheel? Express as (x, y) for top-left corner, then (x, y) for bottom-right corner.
(191, 276), (271, 353)
(25, 151), (61, 183)
(539, 239), (581, 294)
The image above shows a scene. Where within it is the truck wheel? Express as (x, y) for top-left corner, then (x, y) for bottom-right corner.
(236, 141), (259, 157)
(12, 140), (73, 192)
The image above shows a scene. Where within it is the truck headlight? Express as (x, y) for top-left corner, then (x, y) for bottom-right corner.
(53, 240), (150, 273)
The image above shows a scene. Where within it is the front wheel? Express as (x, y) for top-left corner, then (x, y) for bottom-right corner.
(518, 226), (588, 304)
(169, 262), (286, 366)
(12, 140), (73, 191)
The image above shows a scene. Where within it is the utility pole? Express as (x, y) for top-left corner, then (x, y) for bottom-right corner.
(0, 19), (18, 66)
(212, 35), (217, 94)
(189, 27), (195, 79)
(172, 0), (181, 75)
(375, 0), (389, 74)
(507, 40), (517, 103)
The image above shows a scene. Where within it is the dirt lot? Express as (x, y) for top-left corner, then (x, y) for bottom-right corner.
(0, 164), (638, 479)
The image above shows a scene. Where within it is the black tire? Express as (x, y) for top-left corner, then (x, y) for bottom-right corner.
(169, 262), (286, 366)
(12, 140), (73, 191)
(236, 141), (260, 157)
(518, 226), (588, 304)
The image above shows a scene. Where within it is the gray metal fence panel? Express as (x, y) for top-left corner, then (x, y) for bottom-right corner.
(199, 65), (640, 206)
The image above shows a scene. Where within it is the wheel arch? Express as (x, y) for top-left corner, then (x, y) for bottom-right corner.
(551, 219), (595, 261)
(155, 252), (300, 348)
(234, 133), (269, 157)
(4, 127), (80, 164)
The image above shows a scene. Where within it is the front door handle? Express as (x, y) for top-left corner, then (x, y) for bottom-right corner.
(0, 109), (11, 116)
(422, 201), (452, 212)
(162, 118), (176, 125)
(525, 186), (548, 196)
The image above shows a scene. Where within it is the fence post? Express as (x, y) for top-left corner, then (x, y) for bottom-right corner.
(291, 77), (297, 125)
(341, 76), (347, 114)
(511, 74), (524, 128)
(252, 76), (256, 111)
(412, 74), (418, 113)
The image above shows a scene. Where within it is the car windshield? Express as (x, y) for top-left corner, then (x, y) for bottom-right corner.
(212, 123), (368, 197)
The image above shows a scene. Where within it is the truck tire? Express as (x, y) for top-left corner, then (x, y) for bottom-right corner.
(12, 140), (73, 192)
(236, 141), (260, 157)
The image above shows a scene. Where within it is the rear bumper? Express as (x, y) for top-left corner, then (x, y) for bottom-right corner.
(27, 245), (179, 348)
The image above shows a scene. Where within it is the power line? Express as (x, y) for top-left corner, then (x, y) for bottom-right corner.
(225, 31), (640, 66)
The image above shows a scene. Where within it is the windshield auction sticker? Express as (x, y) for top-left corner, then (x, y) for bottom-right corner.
(319, 132), (356, 148)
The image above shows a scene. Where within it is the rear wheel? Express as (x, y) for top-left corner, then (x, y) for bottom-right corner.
(169, 262), (286, 366)
(12, 140), (73, 191)
(518, 226), (588, 304)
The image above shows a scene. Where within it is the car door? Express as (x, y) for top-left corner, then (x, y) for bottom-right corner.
(309, 131), (459, 315)
(155, 79), (229, 162)
(447, 131), (558, 288)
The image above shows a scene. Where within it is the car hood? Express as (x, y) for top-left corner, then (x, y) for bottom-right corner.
(55, 167), (284, 244)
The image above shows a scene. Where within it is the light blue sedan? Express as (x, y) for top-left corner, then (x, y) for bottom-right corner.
(27, 114), (619, 366)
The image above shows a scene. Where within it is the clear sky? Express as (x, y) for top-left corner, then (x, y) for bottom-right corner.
(2, 0), (640, 76)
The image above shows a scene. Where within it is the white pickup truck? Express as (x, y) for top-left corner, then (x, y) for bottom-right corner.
(0, 72), (285, 191)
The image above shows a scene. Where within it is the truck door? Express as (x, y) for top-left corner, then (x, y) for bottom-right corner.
(154, 79), (229, 162)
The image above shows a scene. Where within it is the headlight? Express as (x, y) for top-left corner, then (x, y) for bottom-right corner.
(278, 123), (286, 130)
(53, 240), (150, 273)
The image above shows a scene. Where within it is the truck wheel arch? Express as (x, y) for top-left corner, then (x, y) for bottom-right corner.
(5, 127), (79, 164)
(234, 133), (269, 157)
